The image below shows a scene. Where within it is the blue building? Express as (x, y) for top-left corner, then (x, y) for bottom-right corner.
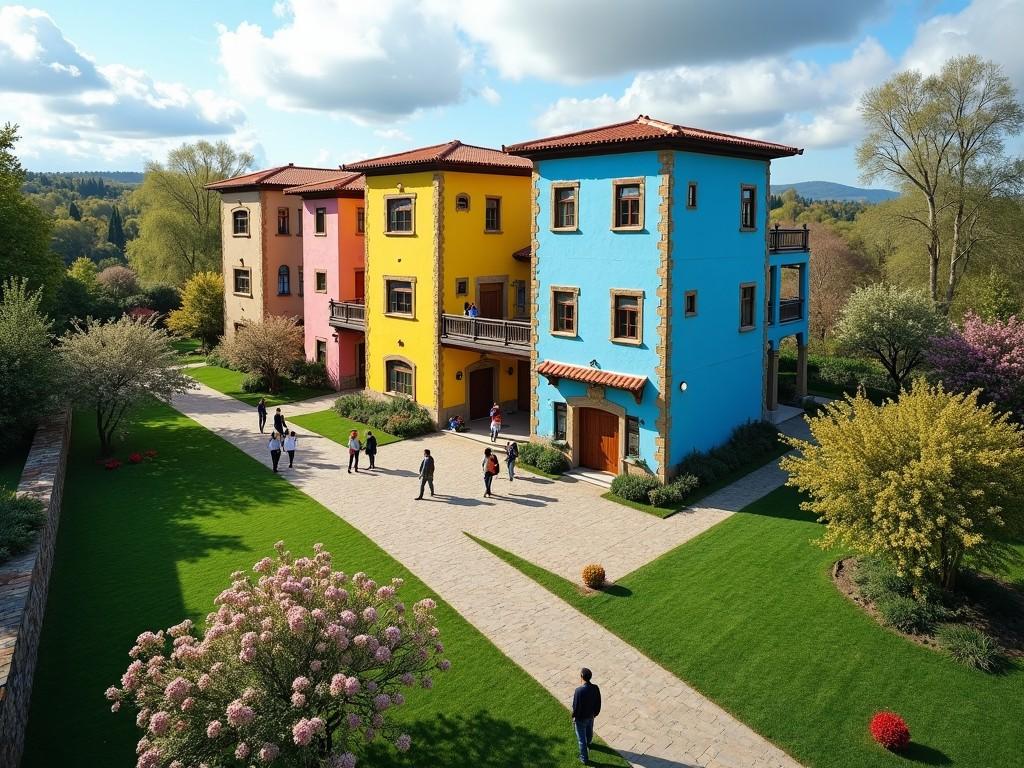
(505, 116), (810, 480)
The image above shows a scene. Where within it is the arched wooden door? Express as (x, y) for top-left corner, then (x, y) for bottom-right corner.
(578, 408), (619, 473)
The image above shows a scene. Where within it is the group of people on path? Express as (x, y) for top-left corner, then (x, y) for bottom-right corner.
(345, 429), (378, 472)
(259, 399), (298, 473)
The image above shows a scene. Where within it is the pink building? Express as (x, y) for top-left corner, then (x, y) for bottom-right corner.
(284, 173), (366, 390)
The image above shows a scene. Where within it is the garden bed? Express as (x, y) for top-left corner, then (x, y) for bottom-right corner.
(187, 364), (331, 407)
(289, 409), (401, 447)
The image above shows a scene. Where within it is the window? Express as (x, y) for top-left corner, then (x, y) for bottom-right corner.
(551, 288), (578, 335)
(455, 277), (469, 296)
(612, 180), (642, 229)
(485, 196), (501, 232)
(626, 416), (640, 458)
(277, 207), (290, 235)
(687, 182), (697, 209)
(553, 402), (567, 441)
(455, 194), (470, 212)
(386, 279), (414, 316)
(315, 339), (327, 364)
(739, 283), (756, 330)
(296, 208), (303, 235)
(612, 291), (642, 343)
(232, 209), (249, 236)
(552, 184), (578, 230)
(514, 280), (527, 318)
(298, 267), (304, 297)
(232, 268), (251, 295)
(356, 207), (365, 234)
(277, 265), (291, 295)
(386, 359), (414, 397)
(315, 207), (327, 236)
(315, 270), (327, 293)
(684, 290), (697, 317)
(386, 196), (414, 234)
(740, 185), (757, 230)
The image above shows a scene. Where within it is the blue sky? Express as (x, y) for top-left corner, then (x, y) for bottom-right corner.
(3, 0), (1021, 186)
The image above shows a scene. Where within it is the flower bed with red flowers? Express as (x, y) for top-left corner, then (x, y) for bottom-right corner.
(870, 711), (910, 751)
(128, 452), (143, 464)
(104, 459), (122, 471)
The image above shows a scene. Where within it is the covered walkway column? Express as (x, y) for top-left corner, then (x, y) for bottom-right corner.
(766, 347), (779, 411)
(795, 339), (808, 399)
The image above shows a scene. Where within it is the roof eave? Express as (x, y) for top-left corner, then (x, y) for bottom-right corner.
(507, 137), (802, 162)
(344, 160), (532, 177)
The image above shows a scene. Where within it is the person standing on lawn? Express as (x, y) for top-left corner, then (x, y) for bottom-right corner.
(364, 430), (378, 469)
(505, 440), (519, 482)
(571, 668), (602, 765)
(415, 449), (435, 499)
(347, 429), (361, 473)
(482, 447), (499, 497)
(283, 430), (298, 468)
(273, 407), (287, 437)
(257, 398), (268, 433)
(268, 432), (282, 473)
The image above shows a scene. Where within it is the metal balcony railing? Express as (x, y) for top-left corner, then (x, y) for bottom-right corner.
(779, 298), (803, 323)
(769, 224), (810, 252)
(440, 313), (530, 350)
(328, 299), (365, 328)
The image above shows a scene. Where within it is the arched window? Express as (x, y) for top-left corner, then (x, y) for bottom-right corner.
(277, 265), (291, 295)
(385, 357), (414, 397)
(455, 193), (470, 212)
(232, 209), (249, 236)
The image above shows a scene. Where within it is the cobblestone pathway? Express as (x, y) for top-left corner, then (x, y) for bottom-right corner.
(174, 386), (805, 768)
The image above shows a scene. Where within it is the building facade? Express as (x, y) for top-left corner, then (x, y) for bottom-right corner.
(343, 141), (533, 424)
(284, 173), (366, 390)
(506, 116), (810, 480)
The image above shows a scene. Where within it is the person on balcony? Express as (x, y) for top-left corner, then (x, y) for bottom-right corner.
(468, 302), (480, 318)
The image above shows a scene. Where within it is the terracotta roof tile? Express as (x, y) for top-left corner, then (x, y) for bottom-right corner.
(512, 246), (531, 262)
(537, 360), (647, 395)
(206, 164), (341, 191)
(283, 172), (365, 196)
(344, 140), (531, 175)
(505, 115), (802, 160)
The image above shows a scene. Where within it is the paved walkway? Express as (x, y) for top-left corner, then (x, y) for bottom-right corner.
(174, 385), (805, 768)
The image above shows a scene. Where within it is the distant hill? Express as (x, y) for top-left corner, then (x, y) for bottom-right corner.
(26, 170), (144, 185)
(770, 181), (898, 203)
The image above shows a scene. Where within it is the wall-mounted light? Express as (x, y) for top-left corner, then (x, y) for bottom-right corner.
(398, 340), (404, 347)
(506, 366), (514, 376)
(588, 359), (599, 368)
(331, 333), (339, 341)
(455, 371), (463, 381)
(679, 380), (688, 393)
(396, 183), (404, 192)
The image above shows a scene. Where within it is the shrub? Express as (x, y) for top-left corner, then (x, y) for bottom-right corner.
(128, 452), (143, 464)
(241, 373), (268, 393)
(709, 445), (742, 472)
(869, 711), (910, 751)
(676, 453), (730, 486)
(0, 490), (46, 564)
(104, 458), (121, 471)
(852, 556), (913, 603)
(729, 421), (780, 454)
(647, 474), (700, 508)
(291, 360), (330, 389)
(610, 473), (662, 503)
(381, 409), (433, 438)
(581, 564), (606, 589)
(205, 349), (234, 369)
(333, 394), (434, 438)
(936, 625), (1001, 672)
(523, 444), (570, 475)
(876, 595), (942, 635)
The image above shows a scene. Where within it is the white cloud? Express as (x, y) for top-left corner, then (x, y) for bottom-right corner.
(480, 85), (501, 105)
(0, 6), (104, 93)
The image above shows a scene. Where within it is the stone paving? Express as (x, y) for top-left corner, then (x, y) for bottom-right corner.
(174, 384), (806, 768)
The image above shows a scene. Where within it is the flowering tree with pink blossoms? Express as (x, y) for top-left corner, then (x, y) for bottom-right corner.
(927, 312), (1024, 419)
(107, 542), (450, 768)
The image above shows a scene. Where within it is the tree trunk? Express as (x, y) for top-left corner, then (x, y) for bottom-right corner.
(944, 204), (964, 311)
(96, 407), (113, 457)
(926, 197), (939, 301)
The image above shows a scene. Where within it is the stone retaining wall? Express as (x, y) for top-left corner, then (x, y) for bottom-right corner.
(0, 412), (71, 768)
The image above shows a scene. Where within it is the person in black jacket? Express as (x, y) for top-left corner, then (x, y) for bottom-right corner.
(364, 430), (378, 469)
(571, 667), (601, 765)
(415, 449), (435, 499)
(273, 407), (287, 437)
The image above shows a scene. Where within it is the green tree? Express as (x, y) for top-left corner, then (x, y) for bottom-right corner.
(166, 271), (224, 351)
(835, 283), (948, 391)
(216, 315), (303, 393)
(68, 200), (82, 221)
(129, 141), (253, 286)
(96, 265), (140, 301)
(67, 257), (99, 292)
(782, 382), (1024, 591)
(0, 278), (56, 441)
(57, 315), (194, 455)
(51, 218), (100, 264)
(107, 205), (126, 253)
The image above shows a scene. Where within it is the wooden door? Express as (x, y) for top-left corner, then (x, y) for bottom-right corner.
(355, 342), (366, 387)
(517, 360), (530, 411)
(469, 368), (494, 420)
(479, 283), (503, 318)
(579, 408), (619, 473)
(354, 270), (365, 301)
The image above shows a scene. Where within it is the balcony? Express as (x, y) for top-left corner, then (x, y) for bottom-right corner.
(328, 299), (365, 330)
(768, 224), (810, 252)
(440, 313), (531, 356)
(779, 298), (803, 323)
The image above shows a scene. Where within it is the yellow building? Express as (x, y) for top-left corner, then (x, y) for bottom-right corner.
(344, 141), (533, 425)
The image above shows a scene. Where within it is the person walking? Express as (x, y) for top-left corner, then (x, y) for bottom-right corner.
(347, 430), (361, 473)
(489, 403), (502, 442)
(268, 432), (282, 473)
(273, 407), (287, 437)
(283, 430), (298, 468)
(415, 449), (435, 499)
(364, 430), (378, 469)
(257, 398), (268, 433)
(482, 447), (499, 497)
(571, 668), (602, 765)
(505, 440), (519, 482)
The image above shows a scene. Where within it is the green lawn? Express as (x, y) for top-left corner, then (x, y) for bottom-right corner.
(290, 408), (401, 447)
(171, 337), (204, 365)
(24, 403), (626, 768)
(187, 364), (331, 407)
(468, 487), (1024, 768)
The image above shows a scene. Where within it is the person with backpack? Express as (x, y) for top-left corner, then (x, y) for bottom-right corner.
(505, 440), (519, 482)
(482, 447), (499, 497)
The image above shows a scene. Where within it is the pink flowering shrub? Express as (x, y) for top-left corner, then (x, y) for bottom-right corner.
(104, 458), (122, 471)
(928, 313), (1024, 419)
(129, 452), (144, 464)
(107, 542), (450, 767)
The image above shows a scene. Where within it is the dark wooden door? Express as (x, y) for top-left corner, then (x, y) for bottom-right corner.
(355, 342), (366, 387)
(517, 360), (530, 411)
(469, 368), (494, 420)
(579, 408), (619, 473)
(354, 270), (365, 300)
(479, 283), (502, 318)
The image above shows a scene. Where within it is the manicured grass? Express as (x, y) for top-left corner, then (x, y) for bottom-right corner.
(469, 487), (1024, 768)
(187, 364), (331, 407)
(171, 337), (204, 365)
(24, 403), (627, 768)
(290, 408), (402, 447)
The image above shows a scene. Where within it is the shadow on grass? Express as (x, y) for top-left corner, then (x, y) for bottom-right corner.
(903, 742), (953, 765)
(600, 584), (633, 598)
(733, 486), (820, 524)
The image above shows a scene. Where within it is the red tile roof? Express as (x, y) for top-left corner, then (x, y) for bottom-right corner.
(344, 140), (532, 176)
(512, 246), (531, 262)
(505, 115), (802, 160)
(205, 164), (341, 191)
(537, 360), (648, 397)
(283, 172), (365, 196)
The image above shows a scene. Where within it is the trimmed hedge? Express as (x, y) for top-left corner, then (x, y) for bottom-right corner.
(676, 420), (781, 487)
(609, 473), (661, 503)
(0, 489), (45, 564)
(333, 394), (434, 438)
(290, 360), (330, 389)
(647, 474), (699, 507)
(518, 441), (570, 475)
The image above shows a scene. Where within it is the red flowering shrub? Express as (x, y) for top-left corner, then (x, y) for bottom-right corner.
(870, 711), (910, 751)
(128, 452), (144, 464)
(127, 306), (157, 321)
(104, 459), (122, 471)
(144, 450), (158, 458)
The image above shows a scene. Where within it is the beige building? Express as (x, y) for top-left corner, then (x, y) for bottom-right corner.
(207, 164), (341, 336)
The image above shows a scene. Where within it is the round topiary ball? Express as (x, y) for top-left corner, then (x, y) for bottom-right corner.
(581, 564), (606, 589)
(870, 711), (910, 751)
